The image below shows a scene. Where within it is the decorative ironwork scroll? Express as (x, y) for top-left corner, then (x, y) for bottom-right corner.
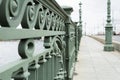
(0, 0), (81, 80)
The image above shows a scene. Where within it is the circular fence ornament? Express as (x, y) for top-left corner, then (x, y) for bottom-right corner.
(18, 39), (35, 59)
(0, 0), (30, 28)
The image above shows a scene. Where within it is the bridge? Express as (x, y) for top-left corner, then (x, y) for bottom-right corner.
(0, 0), (120, 80)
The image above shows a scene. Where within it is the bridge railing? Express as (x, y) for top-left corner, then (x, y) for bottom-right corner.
(0, 0), (81, 80)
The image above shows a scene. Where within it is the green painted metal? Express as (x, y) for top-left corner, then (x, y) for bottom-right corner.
(63, 6), (80, 80)
(104, 0), (114, 51)
(0, 0), (82, 80)
(0, 28), (65, 40)
(78, 2), (82, 50)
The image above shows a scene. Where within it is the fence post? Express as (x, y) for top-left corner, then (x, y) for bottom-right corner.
(63, 6), (73, 80)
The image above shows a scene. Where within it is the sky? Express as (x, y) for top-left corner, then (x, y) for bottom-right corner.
(56, 0), (120, 35)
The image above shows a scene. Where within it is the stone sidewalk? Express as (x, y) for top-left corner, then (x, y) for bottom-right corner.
(73, 36), (120, 80)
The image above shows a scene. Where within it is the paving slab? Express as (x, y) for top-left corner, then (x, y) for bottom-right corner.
(73, 36), (120, 80)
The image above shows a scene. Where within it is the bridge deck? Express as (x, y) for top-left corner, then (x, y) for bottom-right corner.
(73, 36), (120, 80)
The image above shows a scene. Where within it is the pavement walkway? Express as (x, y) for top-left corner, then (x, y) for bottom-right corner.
(73, 36), (120, 80)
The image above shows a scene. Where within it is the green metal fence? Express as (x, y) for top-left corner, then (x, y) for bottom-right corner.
(0, 0), (81, 80)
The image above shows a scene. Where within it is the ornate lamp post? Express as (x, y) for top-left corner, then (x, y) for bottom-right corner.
(79, 2), (82, 28)
(104, 0), (114, 51)
(78, 2), (82, 40)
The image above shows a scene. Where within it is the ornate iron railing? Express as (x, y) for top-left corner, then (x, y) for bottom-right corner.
(0, 0), (81, 80)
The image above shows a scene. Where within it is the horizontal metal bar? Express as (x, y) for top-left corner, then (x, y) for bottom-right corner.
(0, 28), (65, 40)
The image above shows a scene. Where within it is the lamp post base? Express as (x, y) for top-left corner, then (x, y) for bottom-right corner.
(104, 44), (114, 51)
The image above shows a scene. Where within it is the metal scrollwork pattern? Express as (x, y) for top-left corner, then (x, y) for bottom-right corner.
(0, 0), (80, 80)
(44, 36), (66, 79)
(0, 0), (65, 31)
(0, 0), (28, 28)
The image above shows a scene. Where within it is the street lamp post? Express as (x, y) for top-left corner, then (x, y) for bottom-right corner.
(104, 0), (114, 51)
(79, 2), (82, 38)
